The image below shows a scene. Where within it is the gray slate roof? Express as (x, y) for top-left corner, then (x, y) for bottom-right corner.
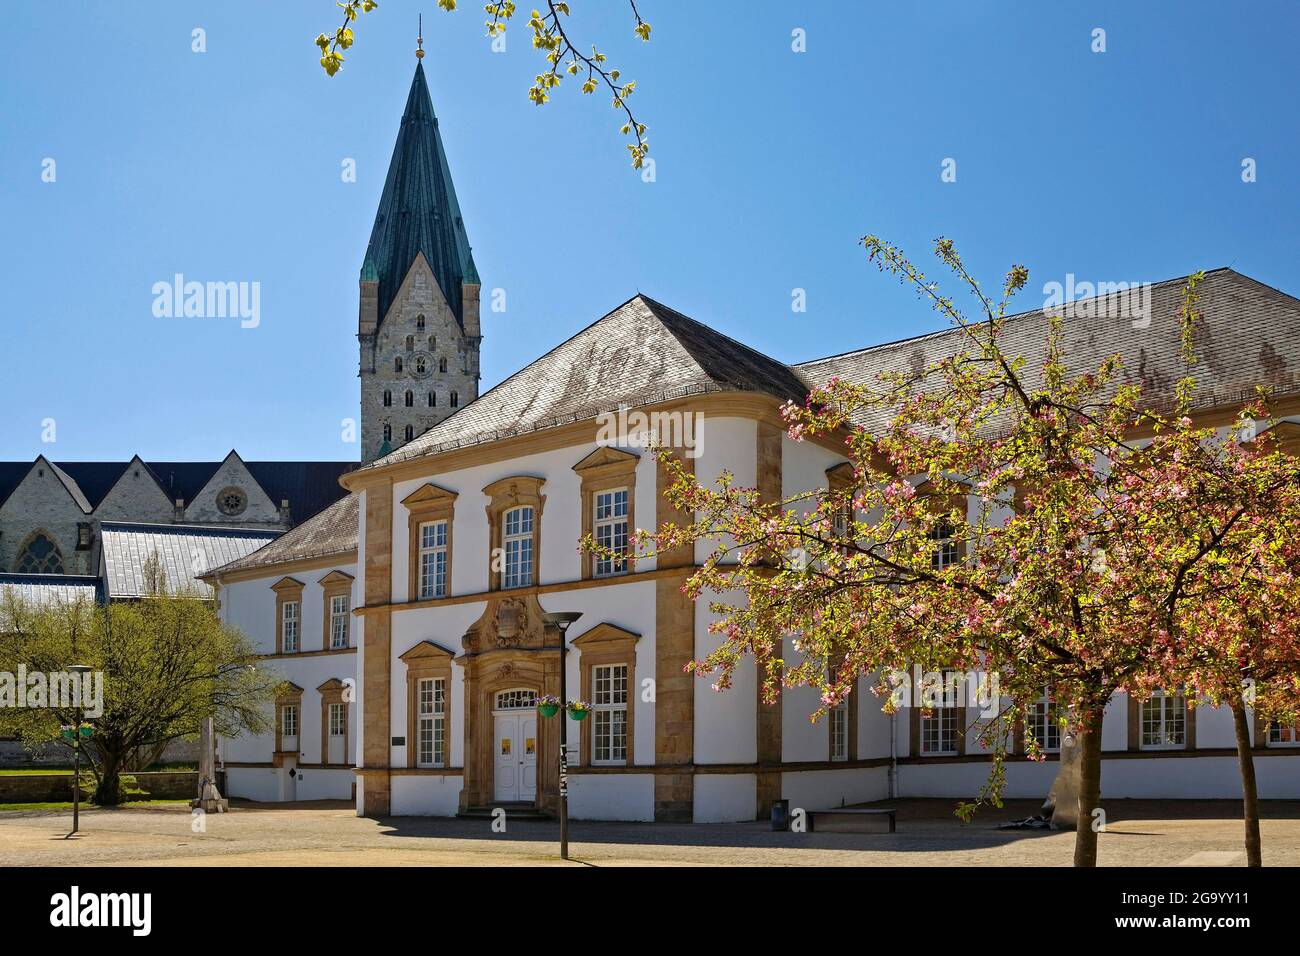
(0, 574), (102, 608)
(206, 494), (359, 577)
(100, 523), (281, 599)
(794, 269), (1300, 427)
(363, 294), (811, 471)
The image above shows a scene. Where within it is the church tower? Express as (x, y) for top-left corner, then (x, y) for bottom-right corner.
(359, 52), (481, 462)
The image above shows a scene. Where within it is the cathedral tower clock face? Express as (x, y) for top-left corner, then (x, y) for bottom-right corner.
(410, 350), (434, 379)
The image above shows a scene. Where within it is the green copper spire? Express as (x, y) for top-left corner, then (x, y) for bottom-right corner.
(362, 60), (476, 328)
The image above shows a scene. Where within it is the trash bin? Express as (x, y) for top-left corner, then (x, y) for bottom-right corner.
(771, 798), (791, 831)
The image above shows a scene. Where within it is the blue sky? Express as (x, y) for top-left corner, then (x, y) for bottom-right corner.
(3, 0), (1297, 461)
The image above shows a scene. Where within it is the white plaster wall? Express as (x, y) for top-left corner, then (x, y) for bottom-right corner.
(391, 774), (464, 815)
(782, 767), (890, 811)
(695, 598), (756, 764)
(569, 774), (654, 821)
(694, 773), (757, 823)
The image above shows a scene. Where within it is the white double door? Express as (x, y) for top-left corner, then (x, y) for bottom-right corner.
(493, 710), (538, 802)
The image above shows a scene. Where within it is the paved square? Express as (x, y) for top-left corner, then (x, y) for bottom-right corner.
(1, 799), (1297, 866)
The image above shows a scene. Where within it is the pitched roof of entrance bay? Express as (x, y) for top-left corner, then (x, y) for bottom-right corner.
(205, 493), (359, 577)
(360, 294), (811, 471)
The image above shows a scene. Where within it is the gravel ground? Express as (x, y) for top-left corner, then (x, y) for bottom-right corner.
(1, 798), (1297, 867)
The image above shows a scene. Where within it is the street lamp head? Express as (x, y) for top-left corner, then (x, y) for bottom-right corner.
(541, 610), (583, 632)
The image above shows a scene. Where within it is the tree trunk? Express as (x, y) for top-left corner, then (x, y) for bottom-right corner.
(1072, 704), (1105, 867)
(92, 750), (124, 806)
(1230, 697), (1262, 867)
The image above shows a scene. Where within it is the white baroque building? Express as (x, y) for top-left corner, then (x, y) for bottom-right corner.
(194, 61), (1300, 820)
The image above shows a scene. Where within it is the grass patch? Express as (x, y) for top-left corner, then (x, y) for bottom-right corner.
(0, 763), (197, 776)
(0, 799), (191, 812)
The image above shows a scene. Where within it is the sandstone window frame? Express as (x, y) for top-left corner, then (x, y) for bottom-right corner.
(270, 577), (305, 654)
(274, 682), (304, 765)
(825, 461), (857, 542)
(826, 654), (859, 762)
(573, 623), (640, 767)
(483, 476), (546, 592)
(572, 447), (640, 581)
(401, 483), (458, 603)
(317, 678), (350, 767)
(915, 478), (969, 569)
(400, 641), (455, 769)
(319, 570), (354, 649)
(909, 669), (966, 757)
(1128, 689), (1195, 751)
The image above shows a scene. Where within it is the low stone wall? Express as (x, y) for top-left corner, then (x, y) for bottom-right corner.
(0, 738), (199, 767)
(0, 771), (200, 803)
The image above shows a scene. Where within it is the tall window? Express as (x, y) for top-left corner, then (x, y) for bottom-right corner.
(281, 704), (299, 740)
(418, 520), (448, 599)
(404, 425), (414, 442)
(929, 521), (959, 570)
(329, 702), (347, 737)
(920, 671), (960, 755)
(15, 533), (63, 574)
(593, 488), (629, 577)
(502, 506), (534, 588)
(449, 391), (458, 408)
(404, 390), (414, 407)
(1140, 690), (1186, 749)
(394, 356), (404, 373)
(329, 594), (349, 649)
(1027, 687), (1061, 752)
(427, 391), (435, 407)
(417, 677), (446, 768)
(382, 389), (392, 407)
(416, 314), (425, 331)
(382, 423), (392, 443)
(439, 357), (448, 373)
(405, 335), (414, 352)
(830, 700), (849, 761)
(281, 600), (300, 653)
(415, 356), (426, 375)
(592, 664), (628, 764)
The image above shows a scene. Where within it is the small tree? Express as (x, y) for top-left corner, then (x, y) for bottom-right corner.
(0, 591), (276, 805)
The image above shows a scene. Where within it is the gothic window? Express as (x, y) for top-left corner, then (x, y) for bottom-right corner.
(394, 356), (404, 373)
(416, 314), (426, 331)
(428, 336), (436, 350)
(16, 533), (63, 574)
(427, 391), (435, 408)
(439, 357), (448, 373)
(404, 425), (415, 442)
(406, 335), (415, 352)
(383, 423), (392, 442)
(404, 390), (414, 407)
(450, 391), (459, 408)
(383, 389), (392, 407)
(415, 356), (426, 375)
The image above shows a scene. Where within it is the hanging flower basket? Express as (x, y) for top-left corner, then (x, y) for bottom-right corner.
(537, 694), (561, 718)
(566, 701), (592, 721)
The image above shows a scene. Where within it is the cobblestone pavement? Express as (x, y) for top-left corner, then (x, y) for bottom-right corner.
(1, 799), (1297, 866)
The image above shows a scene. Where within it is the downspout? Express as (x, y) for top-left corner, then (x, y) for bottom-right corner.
(888, 711), (898, 799)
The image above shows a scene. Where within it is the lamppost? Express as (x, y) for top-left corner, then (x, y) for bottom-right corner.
(541, 610), (582, 861)
(66, 664), (93, 835)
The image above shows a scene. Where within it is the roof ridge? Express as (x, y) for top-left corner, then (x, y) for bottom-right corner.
(793, 266), (1236, 368)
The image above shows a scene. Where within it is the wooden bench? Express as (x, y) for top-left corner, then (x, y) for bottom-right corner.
(808, 807), (897, 833)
